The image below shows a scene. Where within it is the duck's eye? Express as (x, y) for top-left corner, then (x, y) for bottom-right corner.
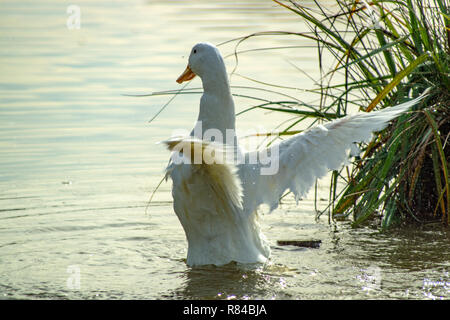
(193, 49), (197, 54)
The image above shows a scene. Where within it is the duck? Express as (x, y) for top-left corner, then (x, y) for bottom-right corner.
(162, 42), (425, 267)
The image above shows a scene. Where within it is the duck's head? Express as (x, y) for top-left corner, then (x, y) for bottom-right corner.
(176, 42), (226, 84)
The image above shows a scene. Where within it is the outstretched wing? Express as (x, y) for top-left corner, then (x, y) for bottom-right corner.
(241, 94), (426, 213)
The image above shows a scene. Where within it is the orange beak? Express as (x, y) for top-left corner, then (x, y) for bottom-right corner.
(176, 65), (196, 83)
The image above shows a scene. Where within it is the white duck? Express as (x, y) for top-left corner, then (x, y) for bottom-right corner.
(163, 42), (425, 267)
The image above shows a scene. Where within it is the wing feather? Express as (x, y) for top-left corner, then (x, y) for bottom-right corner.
(162, 137), (243, 212)
(242, 94), (427, 213)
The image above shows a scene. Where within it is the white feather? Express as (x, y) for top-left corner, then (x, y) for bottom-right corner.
(162, 137), (243, 212)
(242, 94), (427, 213)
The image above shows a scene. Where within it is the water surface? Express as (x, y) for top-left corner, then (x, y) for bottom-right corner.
(1, 0), (449, 300)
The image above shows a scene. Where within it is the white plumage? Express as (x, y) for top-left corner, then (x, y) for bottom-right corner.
(163, 42), (426, 267)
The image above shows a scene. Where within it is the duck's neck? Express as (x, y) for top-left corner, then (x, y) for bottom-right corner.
(192, 71), (236, 146)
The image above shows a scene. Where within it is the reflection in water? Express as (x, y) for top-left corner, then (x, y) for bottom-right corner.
(175, 262), (294, 300)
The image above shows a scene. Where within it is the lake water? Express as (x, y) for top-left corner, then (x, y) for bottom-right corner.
(1, 0), (449, 300)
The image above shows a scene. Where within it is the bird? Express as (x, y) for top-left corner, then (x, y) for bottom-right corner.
(162, 42), (426, 267)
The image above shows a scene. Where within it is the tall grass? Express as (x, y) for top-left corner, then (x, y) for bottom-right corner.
(264, 0), (450, 228)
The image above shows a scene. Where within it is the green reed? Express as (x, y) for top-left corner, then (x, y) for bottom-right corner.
(266, 0), (450, 228)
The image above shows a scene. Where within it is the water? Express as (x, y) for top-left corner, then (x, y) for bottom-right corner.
(1, 0), (449, 300)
